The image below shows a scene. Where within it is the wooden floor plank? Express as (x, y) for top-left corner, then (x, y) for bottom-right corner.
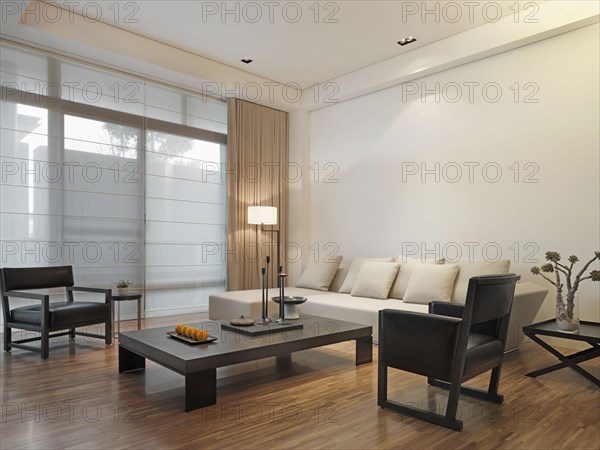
(1, 313), (598, 449)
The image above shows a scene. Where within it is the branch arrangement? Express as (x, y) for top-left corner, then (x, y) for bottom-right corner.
(531, 251), (600, 324)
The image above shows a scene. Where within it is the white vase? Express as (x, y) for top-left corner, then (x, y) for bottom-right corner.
(556, 292), (579, 333)
(117, 287), (129, 295)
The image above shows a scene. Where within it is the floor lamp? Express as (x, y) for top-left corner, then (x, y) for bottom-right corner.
(248, 206), (281, 282)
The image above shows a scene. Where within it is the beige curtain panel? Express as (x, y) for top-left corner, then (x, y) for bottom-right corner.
(226, 98), (289, 291)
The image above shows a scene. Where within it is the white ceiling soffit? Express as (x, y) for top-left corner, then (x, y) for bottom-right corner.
(47, 0), (519, 89)
(1, 0), (288, 106)
(2, 1), (599, 112)
(301, 1), (600, 111)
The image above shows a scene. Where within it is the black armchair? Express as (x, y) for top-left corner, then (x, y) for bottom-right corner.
(1, 266), (112, 359)
(378, 274), (521, 431)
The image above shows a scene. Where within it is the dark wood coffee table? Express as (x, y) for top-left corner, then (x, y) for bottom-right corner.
(118, 315), (372, 411)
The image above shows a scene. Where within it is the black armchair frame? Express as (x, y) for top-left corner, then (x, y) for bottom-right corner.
(1, 266), (112, 359)
(378, 274), (521, 431)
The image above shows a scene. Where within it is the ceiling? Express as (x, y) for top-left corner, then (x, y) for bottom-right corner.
(54, 0), (524, 89)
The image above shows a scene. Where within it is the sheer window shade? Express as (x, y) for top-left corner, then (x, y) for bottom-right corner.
(0, 43), (227, 323)
(145, 130), (227, 313)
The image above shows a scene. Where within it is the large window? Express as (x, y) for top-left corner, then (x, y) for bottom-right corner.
(0, 43), (227, 321)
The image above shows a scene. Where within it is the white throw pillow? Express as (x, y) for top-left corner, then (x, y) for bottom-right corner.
(389, 256), (445, 299)
(350, 261), (400, 300)
(338, 257), (395, 293)
(402, 263), (459, 304)
(295, 255), (343, 291)
(451, 259), (511, 303)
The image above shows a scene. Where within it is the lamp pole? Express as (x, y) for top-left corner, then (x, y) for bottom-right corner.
(262, 226), (281, 285)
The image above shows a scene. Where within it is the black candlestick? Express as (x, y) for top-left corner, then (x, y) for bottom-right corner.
(257, 267), (270, 325)
(265, 256), (270, 319)
(261, 227), (281, 288)
(277, 272), (288, 325)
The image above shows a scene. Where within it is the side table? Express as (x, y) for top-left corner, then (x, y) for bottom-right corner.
(111, 291), (143, 338)
(523, 319), (600, 387)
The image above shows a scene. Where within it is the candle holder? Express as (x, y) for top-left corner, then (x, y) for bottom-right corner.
(257, 266), (270, 325)
(276, 271), (288, 325)
(265, 256), (270, 317)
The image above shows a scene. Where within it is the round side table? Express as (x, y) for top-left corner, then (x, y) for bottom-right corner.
(111, 291), (143, 337)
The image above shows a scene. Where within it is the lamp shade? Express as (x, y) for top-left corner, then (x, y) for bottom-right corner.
(248, 206), (277, 225)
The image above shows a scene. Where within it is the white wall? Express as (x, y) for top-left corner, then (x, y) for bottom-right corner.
(290, 24), (600, 324)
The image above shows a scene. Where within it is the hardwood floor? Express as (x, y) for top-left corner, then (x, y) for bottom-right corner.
(1, 313), (598, 449)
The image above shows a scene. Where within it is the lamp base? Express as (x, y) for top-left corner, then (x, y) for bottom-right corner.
(256, 318), (272, 325)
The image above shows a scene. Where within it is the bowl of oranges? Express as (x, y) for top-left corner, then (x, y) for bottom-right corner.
(167, 324), (216, 344)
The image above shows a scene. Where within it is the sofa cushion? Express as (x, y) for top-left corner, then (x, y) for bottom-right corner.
(403, 263), (459, 304)
(451, 259), (511, 303)
(295, 255), (343, 291)
(339, 257), (396, 293)
(351, 261), (400, 299)
(389, 256), (445, 300)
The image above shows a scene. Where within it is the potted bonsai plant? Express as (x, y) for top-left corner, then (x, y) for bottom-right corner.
(531, 251), (599, 333)
(115, 279), (132, 296)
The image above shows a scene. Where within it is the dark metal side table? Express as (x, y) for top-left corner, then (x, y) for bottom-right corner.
(523, 319), (600, 387)
(111, 291), (143, 337)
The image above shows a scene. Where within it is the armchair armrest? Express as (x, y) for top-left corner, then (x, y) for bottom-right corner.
(379, 309), (462, 382)
(2, 290), (49, 301)
(1, 291), (50, 327)
(68, 286), (112, 294)
(429, 301), (464, 318)
(67, 286), (112, 304)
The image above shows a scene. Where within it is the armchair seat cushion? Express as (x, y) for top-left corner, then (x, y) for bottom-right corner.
(10, 302), (110, 328)
(464, 333), (503, 379)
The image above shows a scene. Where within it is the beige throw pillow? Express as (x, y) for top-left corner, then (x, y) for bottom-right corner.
(389, 256), (445, 299)
(451, 259), (511, 303)
(295, 255), (343, 291)
(338, 257), (395, 293)
(350, 261), (400, 300)
(402, 263), (459, 304)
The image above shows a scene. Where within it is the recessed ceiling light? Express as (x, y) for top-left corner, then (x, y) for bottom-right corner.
(397, 36), (417, 46)
(241, 58), (253, 64)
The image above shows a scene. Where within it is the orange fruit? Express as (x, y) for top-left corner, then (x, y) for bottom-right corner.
(175, 325), (208, 341)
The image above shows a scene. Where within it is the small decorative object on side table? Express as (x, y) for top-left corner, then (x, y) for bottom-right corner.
(531, 251), (599, 333)
(115, 279), (132, 296)
(523, 319), (599, 387)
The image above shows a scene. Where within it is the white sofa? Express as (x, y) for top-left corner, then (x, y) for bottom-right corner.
(209, 259), (548, 352)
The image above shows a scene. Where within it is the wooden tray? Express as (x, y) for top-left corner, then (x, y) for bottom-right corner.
(166, 331), (217, 344)
(221, 321), (303, 337)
